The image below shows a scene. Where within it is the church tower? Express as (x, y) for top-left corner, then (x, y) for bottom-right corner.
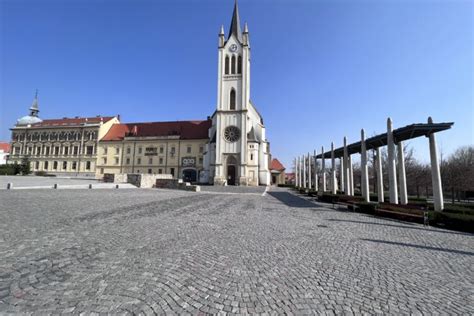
(205, 0), (270, 186)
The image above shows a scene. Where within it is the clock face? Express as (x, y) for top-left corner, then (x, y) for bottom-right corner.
(229, 44), (238, 52)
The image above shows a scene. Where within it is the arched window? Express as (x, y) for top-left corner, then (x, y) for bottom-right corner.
(230, 89), (236, 110)
(238, 55), (242, 74)
(225, 56), (229, 74)
(231, 55), (236, 74)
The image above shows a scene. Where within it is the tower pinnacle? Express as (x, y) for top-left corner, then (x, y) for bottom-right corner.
(228, 0), (242, 42)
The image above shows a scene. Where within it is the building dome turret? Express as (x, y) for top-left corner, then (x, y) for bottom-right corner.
(16, 91), (43, 126)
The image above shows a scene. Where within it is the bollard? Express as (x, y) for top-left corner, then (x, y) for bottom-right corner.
(89, 184), (92, 189)
(7, 183), (12, 190)
(53, 183), (58, 189)
(115, 184), (119, 189)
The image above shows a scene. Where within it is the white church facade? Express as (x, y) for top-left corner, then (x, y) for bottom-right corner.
(9, 1), (271, 186)
(203, 1), (271, 186)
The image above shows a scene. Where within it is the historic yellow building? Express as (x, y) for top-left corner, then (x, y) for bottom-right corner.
(96, 120), (211, 181)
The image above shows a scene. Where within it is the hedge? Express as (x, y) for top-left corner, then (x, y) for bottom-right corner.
(429, 211), (474, 233)
(277, 184), (294, 188)
(355, 202), (377, 214)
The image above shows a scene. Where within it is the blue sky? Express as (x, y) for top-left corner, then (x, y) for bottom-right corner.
(1, 0), (472, 169)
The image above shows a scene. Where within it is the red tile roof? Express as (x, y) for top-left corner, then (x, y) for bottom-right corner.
(0, 142), (10, 153)
(270, 158), (285, 171)
(32, 116), (116, 127)
(102, 120), (212, 141)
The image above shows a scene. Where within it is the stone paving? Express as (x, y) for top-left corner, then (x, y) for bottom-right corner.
(0, 187), (473, 314)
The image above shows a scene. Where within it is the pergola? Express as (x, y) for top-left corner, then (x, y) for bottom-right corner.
(295, 117), (454, 211)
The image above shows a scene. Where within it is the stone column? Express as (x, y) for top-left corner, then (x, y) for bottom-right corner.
(397, 141), (408, 205)
(307, 153), (312, 190)
(331, 142), (337, 194)
(340, 157), (344, 194)
(294, 158), (298, 188)
(313, 150), (318, 192)
(321, 146), (326, 192)
(298, 156), (302, 188)
(376, 147), (384, 203)
(428, 117), (444, 211)
(348, 155), (354, 196)
(343, 137), (349, 194)
(303, 154), (307, 189)
(387, 117), (398, 204)
(361, 129), (370, 202)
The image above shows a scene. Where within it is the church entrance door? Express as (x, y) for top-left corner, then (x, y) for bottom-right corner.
(227, 165), (236, 185)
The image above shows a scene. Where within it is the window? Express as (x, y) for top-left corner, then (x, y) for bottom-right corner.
(148, 157), (153, 164)
(250, 154), (253, 161)
(199, 157), (203, 164)
(28, 147), (33, 155)
(187, 146), (192, 154)
(45, 147), (50, 156)
(55, 147), (60, 155)
(35, 161), (39, 169)
(126, 158), (130, 164)
(199, 146), (203, 153)
(100, 168), (104, 174)
(64, 147), (69, 155)
(138, 147), (142, 154)
(158, 169), (162, 174)
(115, 158), (119, 165)
(63, 161), (67, 170)
(104, 147), (108, 154)
(230, 90), (236, 110)
(127, 147), (131, 154)
(238, 55), (242, 74)
(86, 146), (94, 155)
(36, 147), (41, 156)
(53, 161), (58, 170)
(86, 161), (91, 170)
(148, 169), (152, 174)
(170, 168), (175, 177)
(170, 147), (175, 156)
(137, 158), (141, 165)
(103, 158), (107, 164)
(159, 147), (164, 154)
(159, 157), (163, 164)
(231, 55), (236, 74)
(115, 147), (119, 155)
(225, 55), (229, 74)
(72, 162), (77, 170)
(73, 146), (79, 155)
(44, 161), (49, 170)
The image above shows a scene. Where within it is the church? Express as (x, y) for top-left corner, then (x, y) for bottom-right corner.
(8, 1), (271, 186)
(203, 1), (271, 186)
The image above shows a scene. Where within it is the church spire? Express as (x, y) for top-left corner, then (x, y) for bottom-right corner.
(228, 0), (242, 42)
(29, 89), (39, 117)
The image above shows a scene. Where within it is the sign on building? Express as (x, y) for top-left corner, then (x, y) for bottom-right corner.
(181, 156), (196, 167)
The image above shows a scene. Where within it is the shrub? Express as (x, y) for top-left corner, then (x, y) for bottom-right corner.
(429, 211), (474, 233)
(438, 204), (474, 216)
(34, 171), (48, 176)
(0, 164), (17, 175)
(319, 193), (339, 204)
(278, 184), (294, 188)
(355, 202), (377, 214)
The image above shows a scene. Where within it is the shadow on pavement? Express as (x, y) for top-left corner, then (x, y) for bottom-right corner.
(328, 218), (472, 236)
(360, 238), (474, 256)
(267, 191), (326, 208)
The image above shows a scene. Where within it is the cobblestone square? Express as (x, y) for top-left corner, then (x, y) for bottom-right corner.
(0, 187), (472, 314)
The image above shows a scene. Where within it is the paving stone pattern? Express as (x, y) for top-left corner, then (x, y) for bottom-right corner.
(0, 187), (473, 314)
